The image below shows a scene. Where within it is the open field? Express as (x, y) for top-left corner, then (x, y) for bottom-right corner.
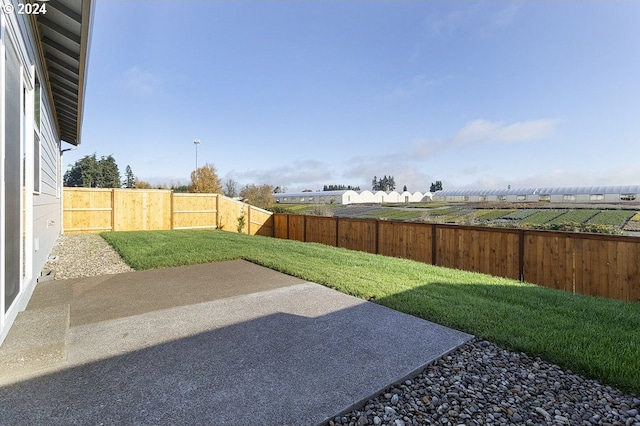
(101, 229), (640, 395)
(273, 203), (640, 235)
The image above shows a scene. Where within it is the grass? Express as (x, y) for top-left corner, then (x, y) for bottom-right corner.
(100, 230), (640, 396)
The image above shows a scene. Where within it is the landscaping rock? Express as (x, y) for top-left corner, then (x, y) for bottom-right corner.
(338, 339), (640, 426)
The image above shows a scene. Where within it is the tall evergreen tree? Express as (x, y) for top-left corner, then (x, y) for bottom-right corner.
(64, 154), (122, 188)
(430, 180), (443, 192)
(123, 165), (135, 188)
(64, 154), (100, 187)
(98, 155), (121, 188)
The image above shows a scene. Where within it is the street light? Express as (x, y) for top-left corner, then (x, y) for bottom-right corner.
(193, 138), (201, 172)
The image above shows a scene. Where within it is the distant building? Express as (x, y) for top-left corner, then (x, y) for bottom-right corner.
(274, 190), (432, 205)
(432, 186), (640, 203)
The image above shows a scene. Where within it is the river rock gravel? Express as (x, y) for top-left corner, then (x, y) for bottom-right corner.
(43, 234), (638, 426)
(332, 340), (639, 426)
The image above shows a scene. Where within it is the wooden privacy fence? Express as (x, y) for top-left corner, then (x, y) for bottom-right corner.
(63, 188), (273, 236)
(272, 214), (640, 303)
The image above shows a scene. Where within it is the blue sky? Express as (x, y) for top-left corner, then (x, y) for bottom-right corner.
(66, 1), (640, 192)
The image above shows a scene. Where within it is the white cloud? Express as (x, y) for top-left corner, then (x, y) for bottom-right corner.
(442, 163), (640, 191)
(449, 119), (559, 146)
(411, 118), (559, 160)
(229, 160), (333, 191)
(119, 66), (161, 96)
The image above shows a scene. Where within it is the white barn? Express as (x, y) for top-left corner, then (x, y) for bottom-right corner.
(1, 0), (94, 344)
(273, 190), (360, 205)
(274, 190), (432, 205)
(432, 186), (640, 203)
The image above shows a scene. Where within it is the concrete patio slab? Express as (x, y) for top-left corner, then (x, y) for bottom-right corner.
(0, 260), (472, 425)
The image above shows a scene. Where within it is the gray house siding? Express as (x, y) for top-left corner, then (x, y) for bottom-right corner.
(32, 98), (61, 282)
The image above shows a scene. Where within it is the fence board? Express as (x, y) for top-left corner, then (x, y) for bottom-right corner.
(337, 219), (377, 253)
(112, 190), (171, 231)
(273, 214), (289, 239)
(305, 216), (338, 246)
(172, 193), (218, 230)
(377, 221), (432, 263)
(287, 215), (305, 242)
(249, 208), (274, 236)
(217, 196), (247, 233)
(63, 188), (113, 233)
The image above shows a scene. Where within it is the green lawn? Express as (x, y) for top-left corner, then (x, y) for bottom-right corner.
(101, 229), (640, 395)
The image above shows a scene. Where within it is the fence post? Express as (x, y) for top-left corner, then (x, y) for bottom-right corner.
(110, 189), (115, 232)
(303, 215), (307, 242)
(170, 191), (174, 230)
(335, 217), (339, 247)
(519, 229), (525, 281)
(215, 195), (219, 229)
(431, 223), (437, 265)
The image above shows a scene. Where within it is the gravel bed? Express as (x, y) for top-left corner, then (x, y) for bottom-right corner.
(333, 340), (640, 426)
(43, 234), (639, 425)
(44, 234), (133, 279)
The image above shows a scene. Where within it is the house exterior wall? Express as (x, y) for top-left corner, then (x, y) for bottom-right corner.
(0, 6), (62, 345)
(32, 92), (62, 280)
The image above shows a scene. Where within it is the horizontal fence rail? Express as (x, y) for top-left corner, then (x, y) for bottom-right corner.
(272, 213), (640, 303)
(63, 188), (273, 236)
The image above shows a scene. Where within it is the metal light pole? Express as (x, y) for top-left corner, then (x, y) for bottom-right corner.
(193, 138), (201, 172)
(193, 139), (201, 190)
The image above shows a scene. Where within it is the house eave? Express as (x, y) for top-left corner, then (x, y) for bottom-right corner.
(32, 0), (94, 146)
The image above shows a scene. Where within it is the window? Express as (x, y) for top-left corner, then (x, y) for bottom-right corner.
(563, 194), (576, 201)
(590, 194), (604, 201)
(34, 76), (41, 130)
(308, 196), (314, 202)
(498, 195), (507, 201)
(33, 132), (41, 193)
(517, 195), (526, 201)
(621, 194), (636, 201)
(479, 195), (487, 202)
(539, 195), (550, 202)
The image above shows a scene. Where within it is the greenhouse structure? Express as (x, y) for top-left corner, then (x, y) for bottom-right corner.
(274, 190), (431, 205)
(432, 186), (640, 203)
